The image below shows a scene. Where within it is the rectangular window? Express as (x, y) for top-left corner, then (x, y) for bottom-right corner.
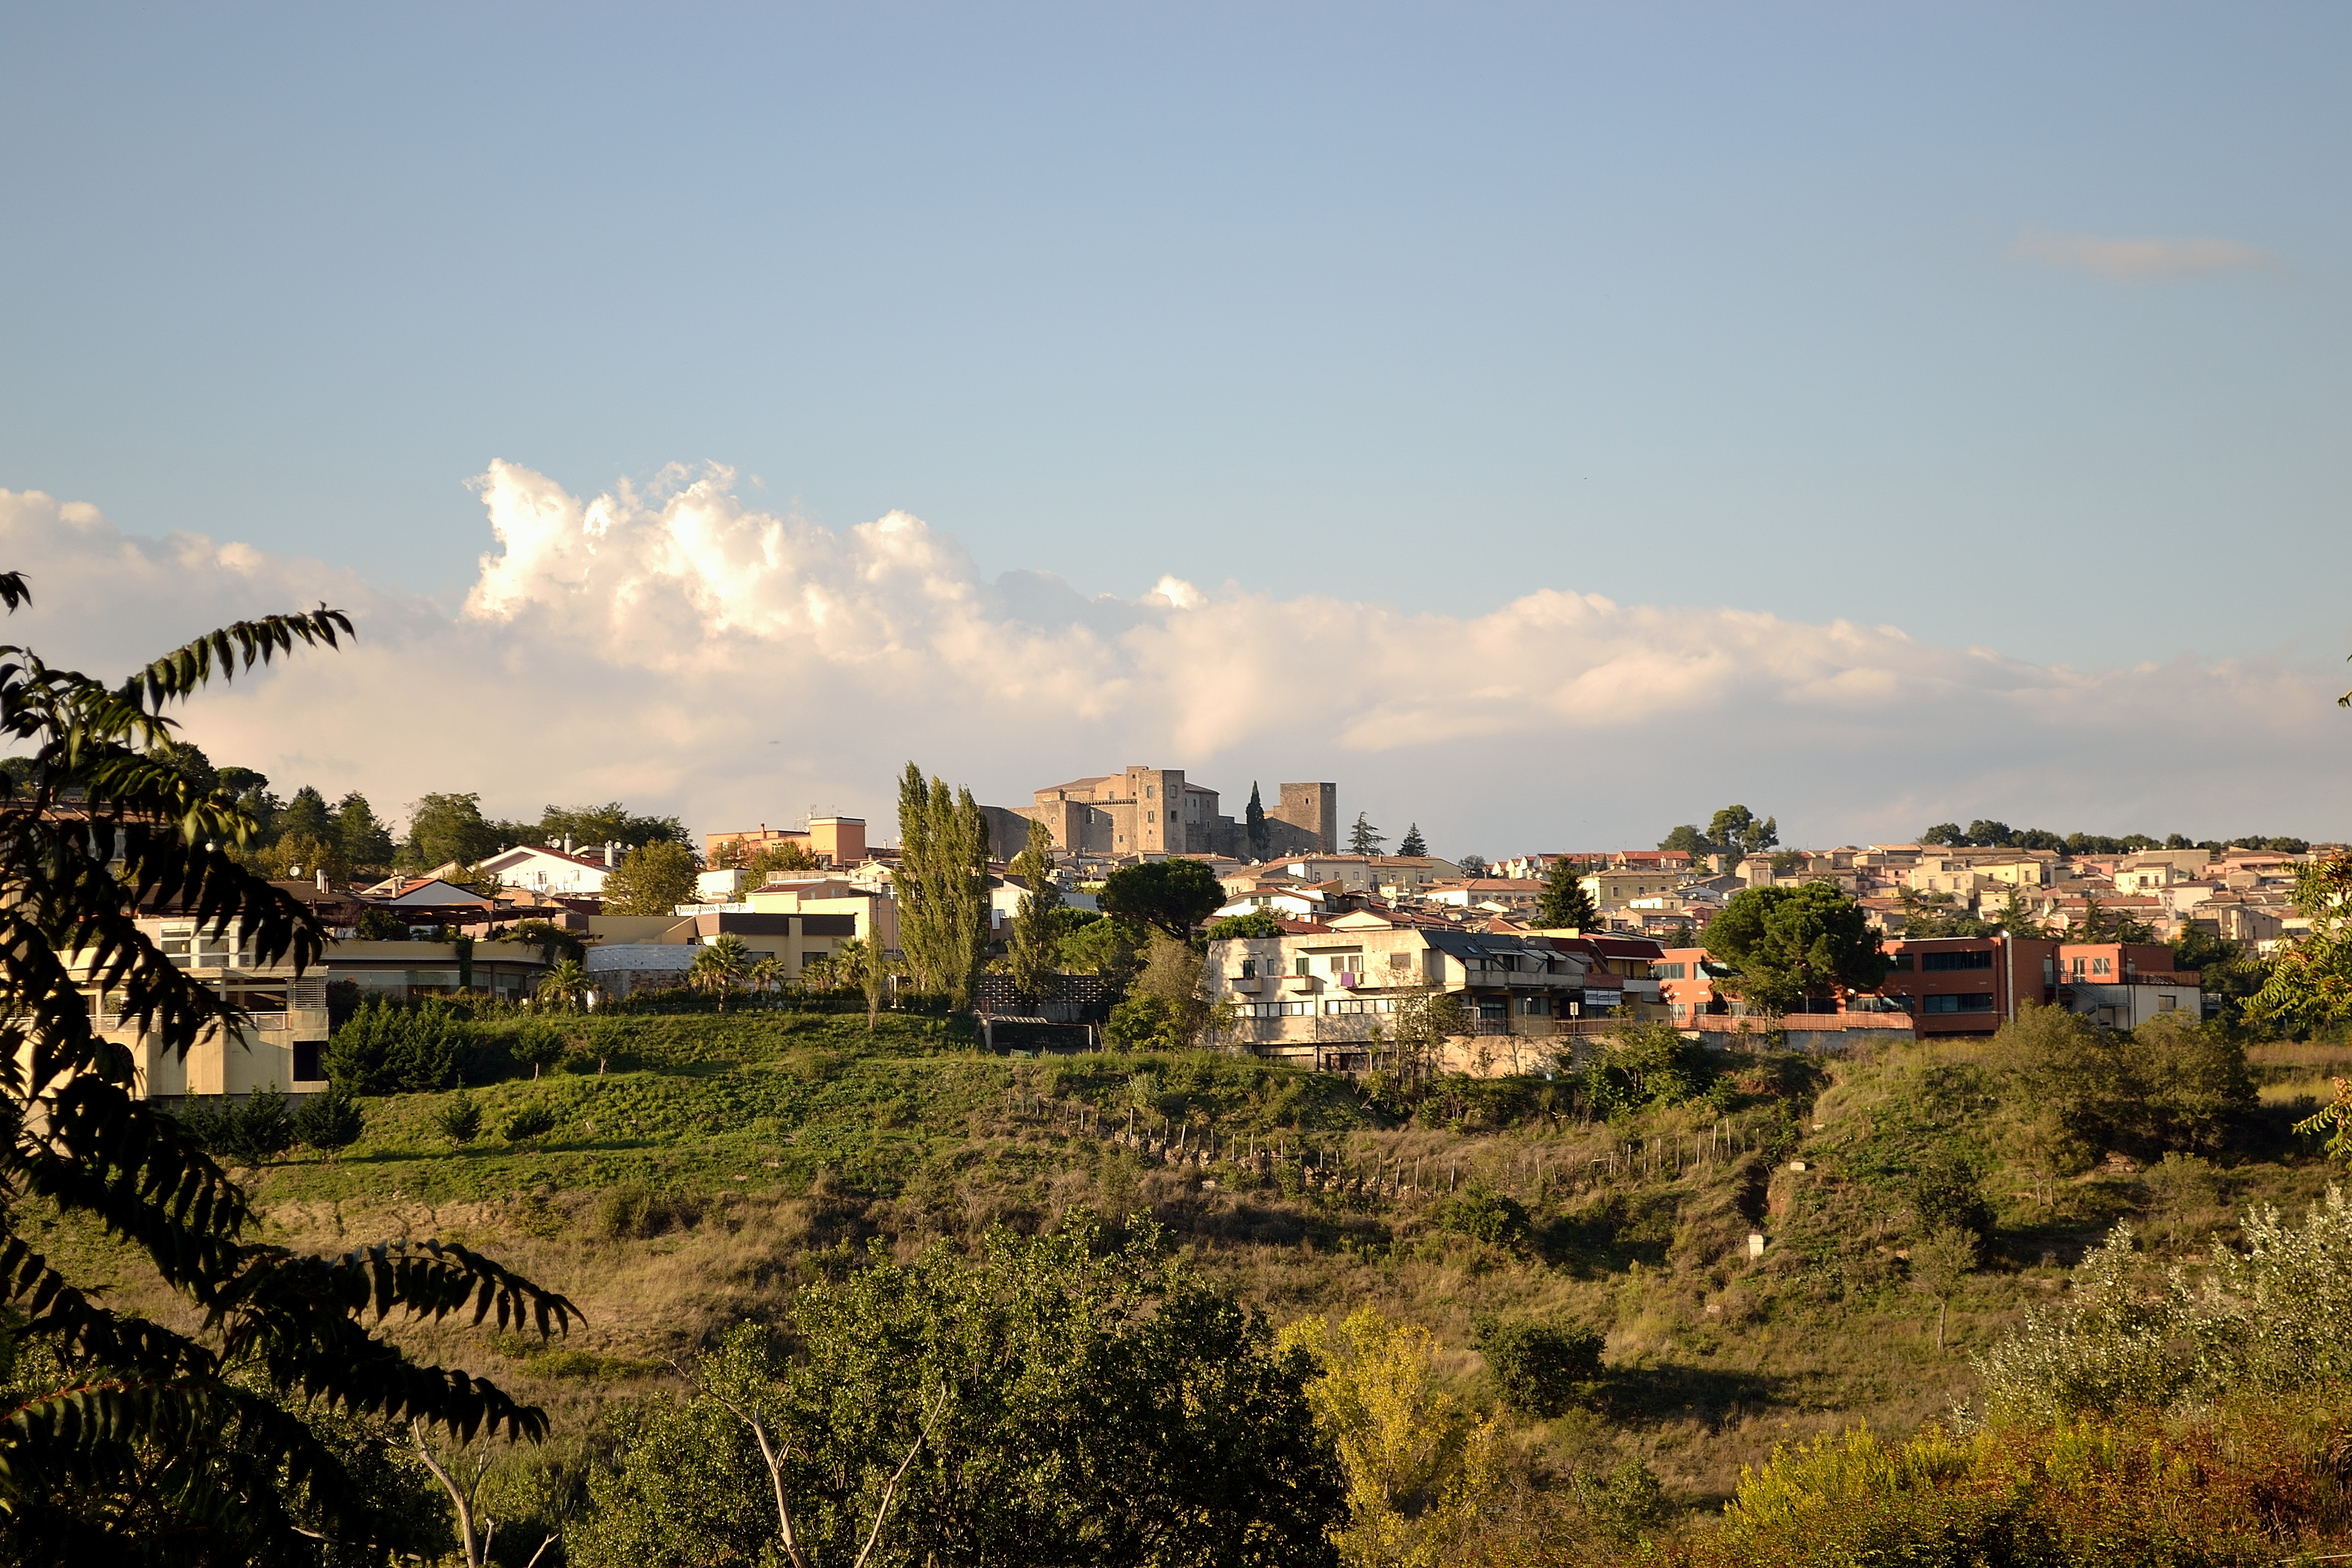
(2158, 994), (2177, 1012)
(1238, 958), (1257, 979)
(1920, 950), (1993, 972)
(1388, 951), (1410, 971)
(2091, 958), (2112, 976)
(2071, 957), (2087, 976)
(1294, 957), (1310, 976)
(1923, 994), (1996, 1014)
(1654, 963), (1687, 979)
(1478, 999), (1507, 1020)
(1882, 952), (1913, 972)
(1518, 996), (1548, 1015)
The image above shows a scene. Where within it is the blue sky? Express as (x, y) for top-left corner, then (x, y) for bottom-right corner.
(6, 5), (2344, 667)
(2, 6), (2347, 847)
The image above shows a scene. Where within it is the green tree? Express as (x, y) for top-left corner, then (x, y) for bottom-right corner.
(1346, 813), (1386, 856)
(323, 996), (463, 1093)
(1209, 911), (1288, 939)
(690, 933), (753, 1011)
(1008, 817), (1062, 1000)
(1537, 858), (1598, 930)
(1907, 1225), (1979, 1351)
(355, 905), (411, 940)
(1245, 781), (1270, 861)
(1920, 822), (1964, 845)
(2246, 853), (2352, 1037)
(333, 790), (396, 871)
(835, 936), (890, 1030)
(574, 1213), (1341, 1568)
(533, 800), (691, 852)
(893, 762), (990, 1007)
(402, 791), (503, 869)
(1703, 883), (1889, 1012)
(277, 783), (334, 846)
(0, 577), (573, 1556)
(1657, 823), (1718, 860)
(1396, 822), (1427, 857)
(436, 1089), (484, 1145)
(1472, 1316), (1603, 1417)
(1099, 857), (1222, 941)
(1707, 804), (1778, 855)
(602, 840), (699, 916)
(291, 1082), (365, 1157)
(535, 958), (591, 1011)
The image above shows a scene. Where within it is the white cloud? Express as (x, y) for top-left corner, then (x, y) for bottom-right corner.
(3, 470), (2346, 854)
(2012, 229), (2274, 280)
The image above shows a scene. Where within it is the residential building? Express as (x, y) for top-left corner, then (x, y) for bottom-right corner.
(1425, 878), (1547, 913)
(1204, 925), (1608, 1074)
(327, 939), (549, 1004)
(470, 843), (618, 896)
(704, 816), (869, 869)
(2055, 943), (2203, 1028)
(1876, 935), (2062, 1037)
(75, 910), (333, 1099)
(1578, 868), (1683, 912)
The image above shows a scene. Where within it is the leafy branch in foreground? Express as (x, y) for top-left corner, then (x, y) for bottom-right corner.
(0, 575), (578, 1560)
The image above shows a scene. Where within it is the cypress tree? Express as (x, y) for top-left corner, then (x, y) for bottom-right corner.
(1245, 782), (1269, 860)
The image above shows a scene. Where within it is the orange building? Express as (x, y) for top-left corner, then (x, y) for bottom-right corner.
(704, 815), (867, 869)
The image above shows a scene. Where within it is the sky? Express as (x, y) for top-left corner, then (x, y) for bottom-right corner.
(1, 5), (2346, 854)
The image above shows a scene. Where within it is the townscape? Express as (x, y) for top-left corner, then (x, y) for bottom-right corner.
(20, 690), (2352, 1565)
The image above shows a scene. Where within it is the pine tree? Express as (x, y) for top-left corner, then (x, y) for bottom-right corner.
(1348, 813), (1386, 856)
(1396, 822), (1427, 857)
(1538, 858), (1599, 931)
(1245, 782), (1269, 860)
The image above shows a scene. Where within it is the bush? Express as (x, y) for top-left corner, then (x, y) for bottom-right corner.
(291, 1084), (365, 1156)
(1989, 1004), (2253, 1157)
(1473, 1316), (1603, 1416)
(1908, 1147), (1995, 1241)
(591, 1184), (699, 1240)
(324, 997), (462, 1094)
(181, 1085), (296, 1167)
(1439, 1182), (1529, 1247)
(435, 1090), (483, 1145)
(1578, 1022), (1719, 1116)
(502, 1101), (559, 1142)
(1105, 995), (1183, 1053)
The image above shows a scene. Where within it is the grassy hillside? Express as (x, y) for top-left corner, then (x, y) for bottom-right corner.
(55, 1005), (2352, 1561)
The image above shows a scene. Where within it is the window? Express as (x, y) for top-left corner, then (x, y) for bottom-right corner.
(2071, 957), (2087, 976)
(2158, 994), (2178, 1012)
(1920, 950), (1993, 972)
(1923, 994), (1995, 1014)
(2091, 958), (2112, 976)
(1518, 996), (1548, 1015)
(1883, 952), (1913, 972)
(1239, 958), (1257, 979)
(1242, 1000), (1313, 1017)
(1655, 963), (1687, 979)
(1145, 785), (1155, 798)
(1323, 997), (1398, 1014)
(1477, 999), (1507, 1019)
(1294, 957), (1310, 976)
(293, 1040), (325, 1082)
(802, 951), (828, 969)
(1387, 951), (1410, 971)
(1146, 811), (1155, 823)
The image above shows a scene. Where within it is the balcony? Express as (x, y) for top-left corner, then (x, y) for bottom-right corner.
(1229, 976), (1264, 994)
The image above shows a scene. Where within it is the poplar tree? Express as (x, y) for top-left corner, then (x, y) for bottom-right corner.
(894, 762), (989, 1008)
(1009, 817), (1062, 1000)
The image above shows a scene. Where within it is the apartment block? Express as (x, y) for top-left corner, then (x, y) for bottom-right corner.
(75, 912), (332, 1099)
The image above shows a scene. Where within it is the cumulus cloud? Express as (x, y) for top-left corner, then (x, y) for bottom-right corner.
(2, 470), (2345, 853)
(2012, 229), (2274, 280)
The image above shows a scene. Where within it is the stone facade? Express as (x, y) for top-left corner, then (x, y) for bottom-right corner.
(1017, 768), (1337, 860)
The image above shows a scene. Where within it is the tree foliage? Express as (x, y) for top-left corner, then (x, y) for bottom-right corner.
(1471, 1316), (1602, 1418)
(1277, 1306), (1498, 1568)
(1008, 817), (1062, 1000)
(1536, 859), (1597, 930)
(1395, 823), (1426, 858)
(1208, 912), (1288, 940)
(894, 763), (990, 1008)
(1346, 814), (1386, 856)
(602, 840), (699, 917)
(1703, 883), (1888, 1012)
(1098, 859), (1222, 941)
(0, 576), (574, 1557)
(1245, 782), (1270, 861)
(324, 996), (464, 1093)
(576, 1212), (1341, 1568)
(1987, 1006), (2252, 1158)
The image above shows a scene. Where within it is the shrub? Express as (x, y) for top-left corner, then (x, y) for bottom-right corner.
(591, 1184), (697, 1240)
(291, 1084), (365, 1156)
(502, 1101), (559, 1142)
(1439, 1182), (1529, 1247)
(1473, 1316), (1603, 1416)
(323, 997), (461, 1094)
(181, 1085), (297, 1168)
(435, 1090), (483, 1145)
(1578, 1022), (1719, 1116)
(1988, 1004), (2252, 1157)
(1105, 995), (1182, 1052)
(1908, 1146), (1995, 1241)
(1568, 1458), (1667, 1546)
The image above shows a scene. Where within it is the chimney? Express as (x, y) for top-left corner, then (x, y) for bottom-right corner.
(604, 841), (616, 868)
(564, 835), (574, 855)
(316, 867), (329, 893)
